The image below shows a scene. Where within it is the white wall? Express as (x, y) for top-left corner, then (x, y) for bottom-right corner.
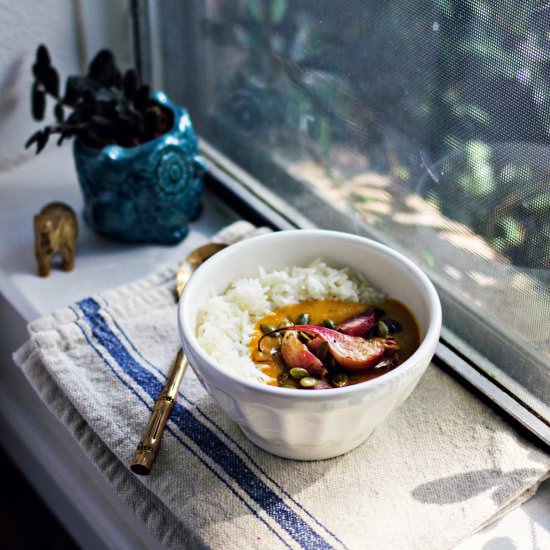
(0, 0), (131, 168)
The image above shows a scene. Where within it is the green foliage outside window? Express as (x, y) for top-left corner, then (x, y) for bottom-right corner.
(206, 0), (550, 269)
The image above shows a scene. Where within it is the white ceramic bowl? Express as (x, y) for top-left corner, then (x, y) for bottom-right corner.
(179, 230), (441, 460)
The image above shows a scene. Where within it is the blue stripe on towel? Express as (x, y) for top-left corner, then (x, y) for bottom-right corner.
(68, 305), (290, 549)
(77, 298), (334, 550)
(98, 296), (346, 549)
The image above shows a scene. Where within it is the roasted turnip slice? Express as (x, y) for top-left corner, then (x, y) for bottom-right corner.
(262, 325), (396, 371)
(280, 331), (325, 375)
(336, 309), (377, 336)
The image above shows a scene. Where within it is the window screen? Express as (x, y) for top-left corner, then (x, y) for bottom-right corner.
(157, 0), (550, 421)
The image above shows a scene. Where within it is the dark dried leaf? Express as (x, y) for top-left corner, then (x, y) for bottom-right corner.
(36, 44), (51, 68)
(88, 49), (117, 86)
(88, 49), (113, 73)
(96, 99), (117, 118)
(65, 112), (79, 125)
(115, 96), (131, 116)
(64, 75), (93, 106)
(123, 69), (138, 98)
(144, 106), (160, 137)
(32, 45), (51, 83)
(32, 83), (46, 120)
(43, 66), (60, 97)
(133, 84), (150, 111)
(63, 77), (79, 106)
(75, 98), (95, 121)
(25, 129), (43, 149)
(112, 69), (122, 88)
(82, 88), (98, 106)
(54, 102), (64, 122)
(35, 137), (48, 154)
(35, 126), (51, 154)
(32, 62), (46, 82)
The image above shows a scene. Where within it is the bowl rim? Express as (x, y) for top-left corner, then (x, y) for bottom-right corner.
(178, 229), (442, 399)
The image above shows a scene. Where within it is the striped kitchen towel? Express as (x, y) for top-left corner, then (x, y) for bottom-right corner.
(14, 221), (550, 549)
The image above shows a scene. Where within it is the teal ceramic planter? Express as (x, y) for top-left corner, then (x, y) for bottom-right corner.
(73, 91), (204, 244)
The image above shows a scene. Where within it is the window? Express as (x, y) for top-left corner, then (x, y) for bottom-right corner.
(146, 0), (550, 426)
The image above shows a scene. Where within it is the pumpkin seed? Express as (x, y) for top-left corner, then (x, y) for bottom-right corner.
(316, 341), (329, 360)
(325, 355), (337, 371)
(289, 367), (309, 380)
(260, 324), (276, 334)
(322, 319), (336, 329)
(331, 373), (349, 387)
(299, 376), (317, 388)
(278, 372), (289, 385)
(384, 319), (402, 334)
(377, 320), (389, 338)
(296, 313), (310, 325)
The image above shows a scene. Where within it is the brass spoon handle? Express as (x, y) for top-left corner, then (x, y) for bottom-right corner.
(131, 348), (188, 475)
(130, 242), (227, 475)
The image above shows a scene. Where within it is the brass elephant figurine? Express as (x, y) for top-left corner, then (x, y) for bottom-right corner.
(34, 202), (78, 277)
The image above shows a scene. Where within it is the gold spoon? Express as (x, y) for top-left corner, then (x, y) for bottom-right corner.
(131, 242), (227, 475)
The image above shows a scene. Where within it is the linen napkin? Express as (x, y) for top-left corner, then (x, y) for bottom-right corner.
(14, 221), (549, 550)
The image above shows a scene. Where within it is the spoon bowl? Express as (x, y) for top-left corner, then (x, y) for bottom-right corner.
(176, 243), (227, 297)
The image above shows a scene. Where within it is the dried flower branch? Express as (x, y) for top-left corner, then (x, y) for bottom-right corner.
(26, 45), (172, 154)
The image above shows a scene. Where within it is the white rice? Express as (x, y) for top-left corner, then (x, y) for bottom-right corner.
(196, 259), (385, 382)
